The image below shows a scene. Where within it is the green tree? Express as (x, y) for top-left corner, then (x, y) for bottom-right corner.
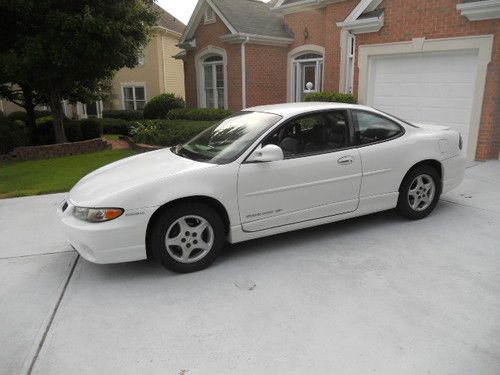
(0, 0), (157, 143)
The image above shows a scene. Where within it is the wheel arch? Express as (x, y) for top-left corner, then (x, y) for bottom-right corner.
(400, 159), (443, 192)
(145, 196), (231, 259)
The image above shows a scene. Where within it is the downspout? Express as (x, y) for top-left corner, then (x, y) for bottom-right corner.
(161, 34), (167, 92)
(241, 36), (250, 109)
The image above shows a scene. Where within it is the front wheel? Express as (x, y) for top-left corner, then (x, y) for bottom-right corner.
(150, 203), (225, 273)
(396, 166), (441, 220)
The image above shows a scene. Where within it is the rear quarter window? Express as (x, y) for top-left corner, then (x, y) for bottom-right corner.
(352, 110), (403, 145)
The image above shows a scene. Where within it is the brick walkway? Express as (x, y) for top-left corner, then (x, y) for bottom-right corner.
(106, 139), (130, 150)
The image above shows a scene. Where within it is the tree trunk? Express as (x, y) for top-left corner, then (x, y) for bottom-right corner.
(50, 91), (67, 143)
(20, 85), (38, 144)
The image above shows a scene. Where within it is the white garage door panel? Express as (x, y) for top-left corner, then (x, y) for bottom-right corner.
(368, 50), (479, 156)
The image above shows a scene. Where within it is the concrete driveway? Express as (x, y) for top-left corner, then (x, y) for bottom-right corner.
(1, 161), (499, 375)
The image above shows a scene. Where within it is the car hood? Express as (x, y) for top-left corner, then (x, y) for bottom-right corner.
(69, 148), (216, 207)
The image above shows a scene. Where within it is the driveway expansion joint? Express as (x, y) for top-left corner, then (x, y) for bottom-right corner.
(0, 250), (76, 261)
(26, 255), (79, 375)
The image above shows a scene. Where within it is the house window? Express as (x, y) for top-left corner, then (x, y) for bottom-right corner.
(204, 6), (215, 23)
(86, 101), (103, 118)
(345, 33), (356, 94)
(202, 55), (225, 109)
(123, 86), (146, 110)
(292, 53), (324, 102)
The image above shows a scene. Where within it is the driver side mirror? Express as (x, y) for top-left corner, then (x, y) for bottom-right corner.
(247, 144), (284, 163)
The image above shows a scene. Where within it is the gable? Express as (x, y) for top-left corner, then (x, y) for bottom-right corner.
(179, 0), (292, 47)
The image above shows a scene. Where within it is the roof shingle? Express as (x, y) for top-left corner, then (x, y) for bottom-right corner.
(211, 0), (292, 39)
(153, 3), (186, 34)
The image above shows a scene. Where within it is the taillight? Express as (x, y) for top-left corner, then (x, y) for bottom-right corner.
(458, 133), (463, 150)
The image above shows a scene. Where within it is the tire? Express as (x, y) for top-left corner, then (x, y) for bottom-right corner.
(150, 203), (225, 273)
(396, 165), (441, 220)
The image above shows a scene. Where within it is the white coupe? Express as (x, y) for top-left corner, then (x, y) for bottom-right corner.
(58, 103), (466, 273)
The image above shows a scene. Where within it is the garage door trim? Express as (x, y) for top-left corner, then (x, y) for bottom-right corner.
(358, 35), (493, 160)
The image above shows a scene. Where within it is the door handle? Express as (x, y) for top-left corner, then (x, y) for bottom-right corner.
(337, 156), (354, 165)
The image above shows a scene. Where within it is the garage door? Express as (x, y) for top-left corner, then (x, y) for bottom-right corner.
(367, 50), (479, 158)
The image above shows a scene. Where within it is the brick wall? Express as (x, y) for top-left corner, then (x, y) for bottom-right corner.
(284, 3), (355, 92)
(184, 14), (243, 111)
(1, 139), (111, 162)
(246, 44), (288, 107)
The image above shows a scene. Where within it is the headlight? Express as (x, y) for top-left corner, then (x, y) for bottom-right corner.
(73, 207), (124, 223)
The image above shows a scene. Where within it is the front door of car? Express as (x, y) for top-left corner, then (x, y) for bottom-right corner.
(237, 110), (362, 232)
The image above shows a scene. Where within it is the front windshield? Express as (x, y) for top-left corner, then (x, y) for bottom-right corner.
(174, 111), (282, 164)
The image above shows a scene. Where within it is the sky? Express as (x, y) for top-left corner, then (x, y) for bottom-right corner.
(157, 0), (271, 25)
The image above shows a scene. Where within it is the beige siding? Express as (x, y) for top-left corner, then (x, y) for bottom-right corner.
(1, 100), (24, 115)
(162, 32), (185, 98)
(109, 33), (162, 110)
(0, 99), (49, 116)
(107, 29), (185, 110)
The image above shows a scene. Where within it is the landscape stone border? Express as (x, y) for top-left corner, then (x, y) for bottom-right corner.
(0, 138), (111, 162)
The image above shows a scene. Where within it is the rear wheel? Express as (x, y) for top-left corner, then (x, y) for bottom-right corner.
(396, 166), (441, 220)
(150, 203), (225, 273)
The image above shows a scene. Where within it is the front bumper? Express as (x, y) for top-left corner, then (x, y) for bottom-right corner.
(57, 198), (156, 264)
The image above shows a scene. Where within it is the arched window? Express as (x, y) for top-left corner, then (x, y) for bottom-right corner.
(292, 52), (324, 101)
(202, 54), (225, 109)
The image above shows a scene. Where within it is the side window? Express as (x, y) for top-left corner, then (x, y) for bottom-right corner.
(352, 110), (402, 145)
(264, 111), (349, 159)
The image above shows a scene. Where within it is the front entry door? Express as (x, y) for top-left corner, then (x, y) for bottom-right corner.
(237, 110), (361, 232)
(293, 53), (324, 101)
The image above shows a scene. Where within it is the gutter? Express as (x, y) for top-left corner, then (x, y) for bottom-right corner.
(219, 33), (293, 47)
(241, 36), (250, 109)
(336, 14), (384, 34)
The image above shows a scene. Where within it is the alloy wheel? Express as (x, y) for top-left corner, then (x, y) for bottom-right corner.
(407, 174), (436, 212)
(165, 215), (214, 264)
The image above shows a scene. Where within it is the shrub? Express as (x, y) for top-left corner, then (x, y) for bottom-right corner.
(80, 119), (103, 140)
(35, 110), (52, 118)
(98, 118), (134, 136)
(102, 109), (143, 121)
(304, 91), (357, 104)
(37, 120), (84, 144)
(167, 108), (232, 121)
(0, 110), (4, 117)
(64, 120), (83, 142)
(7, 111), (29, 122)
(7, 110), (53, 122)
(0, 117), (28, 154)
(34, 117), (57, 145)
(131, 120), (215, 146)
(143, 93), (185, 119)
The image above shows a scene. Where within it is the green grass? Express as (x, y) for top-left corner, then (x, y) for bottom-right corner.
(0, 149), (136, 199)
(103, 134), (121, 141)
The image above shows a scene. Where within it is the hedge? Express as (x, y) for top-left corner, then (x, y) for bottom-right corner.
(31, 117), (102, 146)
(98, 118), (134, 136)
(80, 119), (103, 140)
(304, 91), (357, 104)
(143, 93), (185, 119)
(0, 117), (28, 154)
(102, 109), (143, 121)
(7, 110), (52, 122)
(167, 108), (232, 121)
(131, 120), (215, 146)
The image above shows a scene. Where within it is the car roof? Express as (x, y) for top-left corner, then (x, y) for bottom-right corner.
(244, 102), (375, 117)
